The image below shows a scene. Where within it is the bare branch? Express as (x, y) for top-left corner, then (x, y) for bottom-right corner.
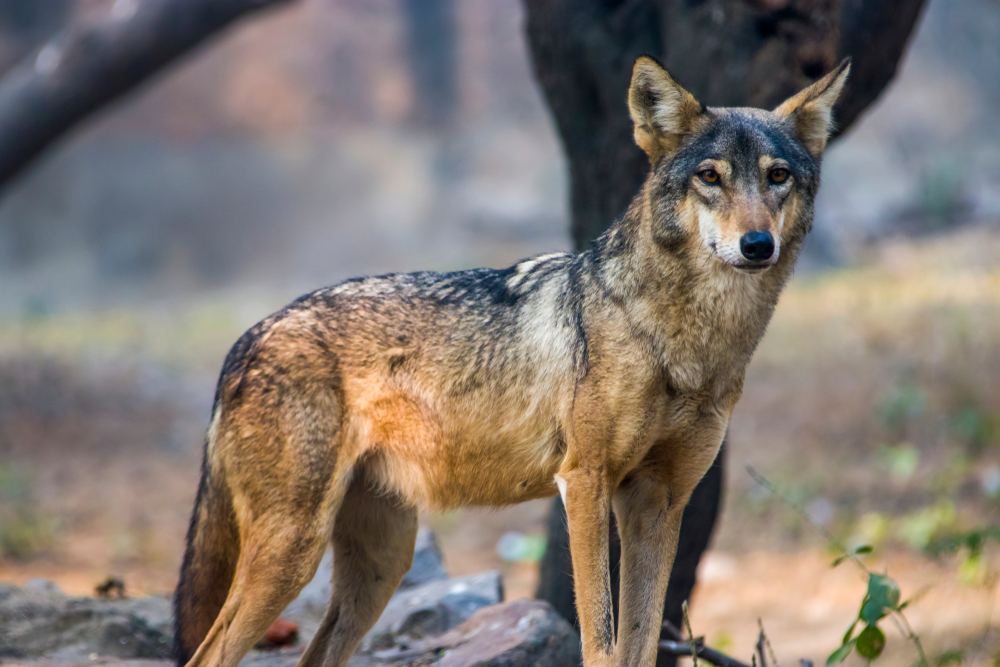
(661, 619), (754, 667)
(659, 639), (754, 667)
(0, 0), (296, 191)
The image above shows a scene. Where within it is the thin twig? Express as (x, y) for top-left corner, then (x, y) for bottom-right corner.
(755, 626), (768, 667)
(745, 465), (867, 576)
(758, 619), (779, 667)
(683, 600), (699, 667)
(892, 609), (929, 667)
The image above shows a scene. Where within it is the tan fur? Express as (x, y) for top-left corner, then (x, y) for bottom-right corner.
(628, 56), (705, 160)
(176, 59), (848, 667)
(774, 58), (852, 156)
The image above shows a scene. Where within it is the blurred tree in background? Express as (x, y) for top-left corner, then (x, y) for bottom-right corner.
(0, 0), (295, 189)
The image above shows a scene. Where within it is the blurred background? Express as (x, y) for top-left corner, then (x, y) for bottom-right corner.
(0, 0), (999, 664)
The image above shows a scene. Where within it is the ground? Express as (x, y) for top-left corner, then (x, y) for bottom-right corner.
(2, 227), (999, 666)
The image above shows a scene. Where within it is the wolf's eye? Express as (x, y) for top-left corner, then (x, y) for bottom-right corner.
(698, 169), (720, 184)
(769, 168), (789, 184)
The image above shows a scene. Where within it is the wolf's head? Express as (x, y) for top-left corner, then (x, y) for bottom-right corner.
(628, 56), (849, 273)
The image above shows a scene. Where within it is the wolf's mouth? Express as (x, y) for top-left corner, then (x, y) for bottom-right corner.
(731, 261), (772, 274)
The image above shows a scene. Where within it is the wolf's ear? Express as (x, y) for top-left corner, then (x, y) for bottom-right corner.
(774, 59), (851, 157)
(628, 56), (703, 161)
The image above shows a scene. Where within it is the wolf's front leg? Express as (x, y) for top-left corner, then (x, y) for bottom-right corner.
(561, 467), (616, 667)
(612, 469), (686, 667)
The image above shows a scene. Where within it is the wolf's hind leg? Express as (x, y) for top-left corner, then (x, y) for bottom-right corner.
(183, 444), (349, 667)
(298, 462), (418, 667)
(183, 504), (333, 667)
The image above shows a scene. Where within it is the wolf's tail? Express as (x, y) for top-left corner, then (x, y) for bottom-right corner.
(173, 426), (239, 667)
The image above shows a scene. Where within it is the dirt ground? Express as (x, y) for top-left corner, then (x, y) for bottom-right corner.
(2, 227), (1000, 666)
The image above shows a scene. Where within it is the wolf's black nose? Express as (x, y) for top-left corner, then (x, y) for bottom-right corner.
(740, 231), (775, 261)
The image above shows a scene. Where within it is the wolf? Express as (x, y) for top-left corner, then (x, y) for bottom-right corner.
(173, 56), (849, 667)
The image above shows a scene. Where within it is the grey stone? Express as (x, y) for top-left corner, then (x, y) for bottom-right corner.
(0, 601), (578, 667)
(369, 599), (582, 667)
(0, 529), (486, 664)
(361, 571), (503, 652)
(0, 582), (173, 660)
(399, 529), (448, 590)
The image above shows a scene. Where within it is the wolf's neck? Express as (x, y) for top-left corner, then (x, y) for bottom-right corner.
(588, 201), (801, 389)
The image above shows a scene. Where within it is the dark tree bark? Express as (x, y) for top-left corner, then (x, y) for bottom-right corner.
(0, 0), (296, 191)
(524, 0), (928, 248)
(525, 2), (926, 664)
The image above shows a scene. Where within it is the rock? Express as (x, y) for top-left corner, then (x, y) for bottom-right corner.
(0, 659), (173, 667)
(361, 571), (503, 652)
(0, 530), (496, 663)
(0, 581), (173, 660)
(370, 599), (582, 667)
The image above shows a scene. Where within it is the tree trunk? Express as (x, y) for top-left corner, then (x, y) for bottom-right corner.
(0, 0), (296, 191)
(524, 2), (926, 663)
(524, 0), (927, 247)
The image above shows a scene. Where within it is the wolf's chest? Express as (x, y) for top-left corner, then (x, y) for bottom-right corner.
(660, 272), (773, 394)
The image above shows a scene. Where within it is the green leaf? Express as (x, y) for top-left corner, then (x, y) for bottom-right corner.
(861, 574), (901, 623)
(856, 625), (886, 660)
(833, 545), (874, 568)
(860, 598), (886, 624)
(842, 619), (860, 645)
(826, 639), (856, 665)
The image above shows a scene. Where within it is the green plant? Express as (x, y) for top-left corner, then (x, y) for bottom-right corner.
(877, 444), (920, 483)
(746, 466), (929, 667)
(894, 500), (957, 551)
(879, 384), (927, 434)
(826, 556), (922, 665)
(928, 527), (1000, 587)
(0, 463), (57, 560)
(952, 407), (998, 455)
